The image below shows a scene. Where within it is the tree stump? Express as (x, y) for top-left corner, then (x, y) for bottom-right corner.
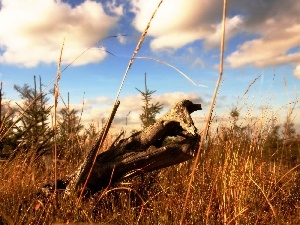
(43, 99), (202, 198)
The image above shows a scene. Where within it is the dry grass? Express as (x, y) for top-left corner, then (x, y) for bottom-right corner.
(0, 117), (299, 224)
(1, 1), (299, 224)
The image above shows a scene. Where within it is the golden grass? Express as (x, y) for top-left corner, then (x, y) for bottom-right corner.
(0, 116), (299, 224)
(181, 0), (228, 223)
(1, 1), (299, 224)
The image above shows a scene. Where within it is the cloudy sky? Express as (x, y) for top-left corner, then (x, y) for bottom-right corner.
(0, 0), (299, 131)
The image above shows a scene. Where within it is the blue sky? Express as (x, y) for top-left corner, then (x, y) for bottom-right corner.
(0, 0), (299, 130)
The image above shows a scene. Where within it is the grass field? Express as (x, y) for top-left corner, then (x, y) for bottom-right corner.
(0, 1), (299, 224)
(0, 114), (299, 224)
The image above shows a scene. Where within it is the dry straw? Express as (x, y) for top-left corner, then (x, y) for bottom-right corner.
(53, 39), (64, 192)
(114, 0), (164, 101)
(180, 0), (228, 223)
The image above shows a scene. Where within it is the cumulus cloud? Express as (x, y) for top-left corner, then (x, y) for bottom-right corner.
(77, 92), (204, 128)
(130, 0), (244, 51)
(0, 0), (121, 67)
(130, 0), (300, 77)
(226, 0), (300, 77)
(105, 0), (123, 16)
(226, 24), (300, 69)
(130, 0), (222, 51)
(294, 66), (300, 79)
(204, 15), (243, 49)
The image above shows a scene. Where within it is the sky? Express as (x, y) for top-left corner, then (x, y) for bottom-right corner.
(0, 0), (299, 132)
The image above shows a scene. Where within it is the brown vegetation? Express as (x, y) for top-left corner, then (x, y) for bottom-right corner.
(1, 1), (299, 224)
(0, 106), (299, 224)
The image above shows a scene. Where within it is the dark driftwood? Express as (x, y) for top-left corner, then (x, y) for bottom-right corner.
(44, 99), (201, 197)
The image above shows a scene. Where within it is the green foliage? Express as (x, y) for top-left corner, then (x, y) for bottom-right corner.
(136, 73), (163, 128)
(13, 76), (53, 158)
(57, 106), (84, 161)
(0, 76), (85, 164)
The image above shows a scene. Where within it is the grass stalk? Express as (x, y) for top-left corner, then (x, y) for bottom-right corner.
(77, 101), (120, 202)
(134, 56), (207, 87)
(53, 39), (64, 192)
(114, 0), (164, 102)
(248, 175), (278, 223)
(205, 166), (222, 224)
(180, 0), (227, 223)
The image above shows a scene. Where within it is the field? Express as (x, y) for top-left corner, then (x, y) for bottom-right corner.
(0, 108), (299, 224)
(0, 1), (299, 224)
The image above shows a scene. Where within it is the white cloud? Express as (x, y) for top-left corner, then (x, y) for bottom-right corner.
(0, 0), (121, 67)
(130, 1), (241, 51)
(130, 0), (300, 76)
(226, 24), (300, 69)
(204, 15), (244, 49)
(152, 92), (203, 108)
(77, 92), (204, 128)
(117, 35), (127, 45)
(225, 1), (300, 77)
(130, 0), (222, 51)
(191, 58), (205, 69)
(105, 0), (124, 16)
(294, 66), (300, 79)
(85, 96), (112, 106)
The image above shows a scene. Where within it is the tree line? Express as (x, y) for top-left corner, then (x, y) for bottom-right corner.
(0, 74), (163, 162)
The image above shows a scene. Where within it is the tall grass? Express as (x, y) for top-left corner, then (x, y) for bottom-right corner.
(1, 112), (299, 224)
(181, 0), (227, 222)
(1, 0), (300, 224)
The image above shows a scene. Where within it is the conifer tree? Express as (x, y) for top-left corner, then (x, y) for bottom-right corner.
(13, 76), (53, 157)
(57, 93), (83, 161)
(136, 73), (163, 128)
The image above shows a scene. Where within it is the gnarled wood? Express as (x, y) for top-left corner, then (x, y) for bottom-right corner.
(44, 99), (202, 198)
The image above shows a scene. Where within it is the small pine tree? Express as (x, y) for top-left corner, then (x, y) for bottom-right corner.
(136, 73), (163, 128)
(13, 76), (53, 158)
(57, 98), (83, 161)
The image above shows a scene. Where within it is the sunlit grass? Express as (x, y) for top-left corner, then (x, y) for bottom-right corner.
(0, 110), (299, 224)
(0, 0), (299, 224)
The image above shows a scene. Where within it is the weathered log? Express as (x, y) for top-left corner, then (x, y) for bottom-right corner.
(44, 99), (201, 197)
